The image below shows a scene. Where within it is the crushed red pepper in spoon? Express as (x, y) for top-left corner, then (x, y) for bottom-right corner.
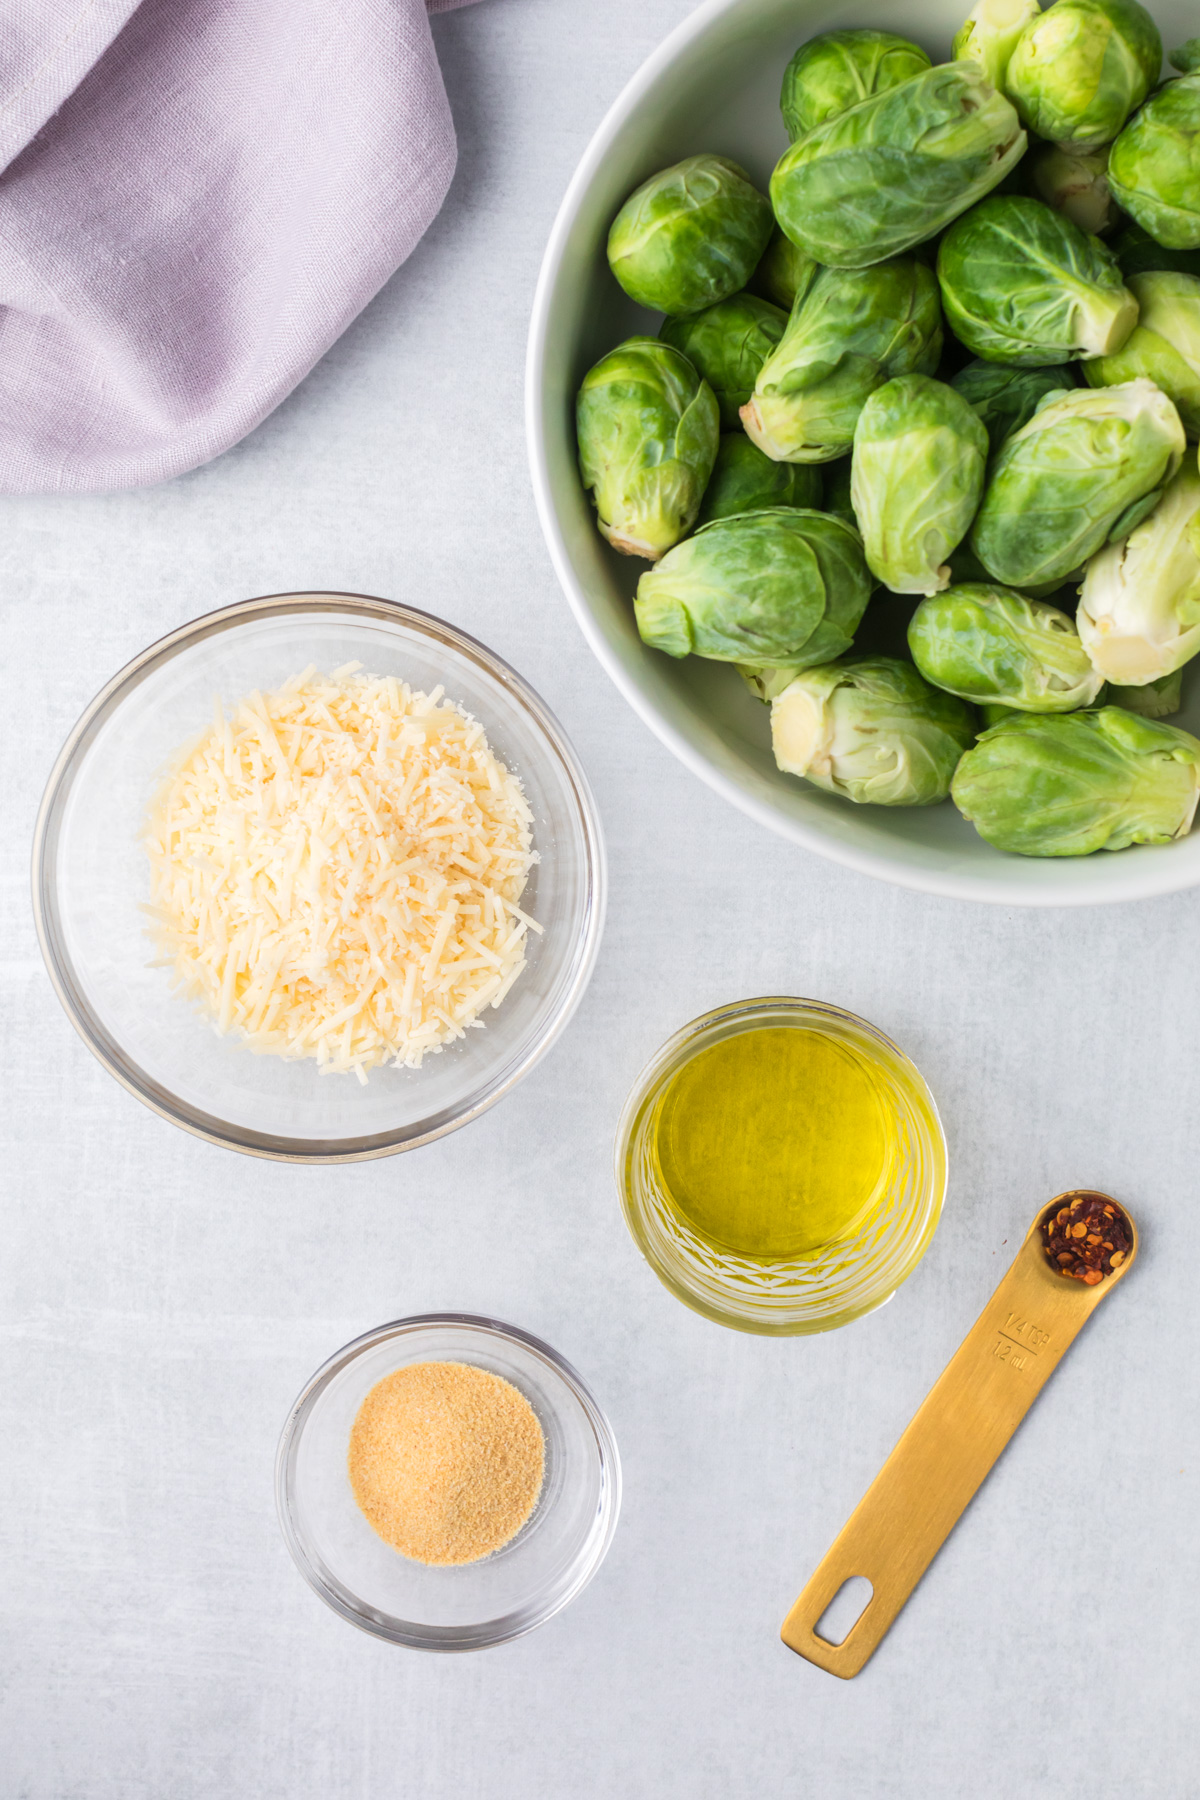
(1042, 1192), (1132, 1285)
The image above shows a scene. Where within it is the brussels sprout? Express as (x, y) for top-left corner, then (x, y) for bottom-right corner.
(954, 0), (1042, 88)
(850, 375), (989, 594)
(951, 706), (1200, 853)
(739, 662), (810, 703)
(1076, 453), (1200, 681)
(1108, 73), (1200, 251)
(1085, 272), (1200, 436)
(770, 62), (1026, 270)
(1110, 669), (1184, 716)
(697, 434), (821, 524)
(1113, 221), (1200, 278)
(952, 359), (1079, 452)
(1005, 0), (1162, 153)
(576, 338), (719, 560)
(740, 259), (943, 464)
(634, 508), (872, 666)
(1029, 145), (1116, 236)
(937, 197), (1137, 365)
(1171, 39), (1200, 75)
(780, 30), (931, 140)
(970, 379), (1186, 584)
(822, 457), (856, 526)
(908, 583), (1104, 708)
(978, 701), (1022, 728)
(750, 228), (819, 312)
(771, 656), (977, 804)
(607, 155), (774, 315)
(660, 294), (787, 429)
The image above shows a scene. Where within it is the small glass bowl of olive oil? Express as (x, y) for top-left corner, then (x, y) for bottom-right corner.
(616, 998), (946, 1335)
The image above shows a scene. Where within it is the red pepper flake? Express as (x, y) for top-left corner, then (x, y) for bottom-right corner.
(1042, 1193), (1131, 1285)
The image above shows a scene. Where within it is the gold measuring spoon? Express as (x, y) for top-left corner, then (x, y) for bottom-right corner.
(781, 1192), (1138, 1679)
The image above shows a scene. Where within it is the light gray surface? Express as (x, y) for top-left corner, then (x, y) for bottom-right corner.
(2, 2), (1196, 1794)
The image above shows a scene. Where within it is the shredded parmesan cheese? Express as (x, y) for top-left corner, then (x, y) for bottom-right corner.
(143, 665), (539, 1079)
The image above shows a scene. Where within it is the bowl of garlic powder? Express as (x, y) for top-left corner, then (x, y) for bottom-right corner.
(276, 1314), (621, 1650)
(34, 592), (606, 1160)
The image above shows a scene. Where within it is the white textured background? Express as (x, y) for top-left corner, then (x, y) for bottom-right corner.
(3, 2), (1197, 1794)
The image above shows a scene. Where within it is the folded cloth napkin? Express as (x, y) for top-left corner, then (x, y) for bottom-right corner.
(0, 0), (475, 492)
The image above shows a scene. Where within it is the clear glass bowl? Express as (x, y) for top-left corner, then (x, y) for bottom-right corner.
(275, 1314), (621, 1650)
(33, 592), (605, 1161)
(616, 998), (947, 1336)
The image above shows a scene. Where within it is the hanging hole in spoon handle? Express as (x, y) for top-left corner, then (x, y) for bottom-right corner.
(781, 1192), (1139, 1680)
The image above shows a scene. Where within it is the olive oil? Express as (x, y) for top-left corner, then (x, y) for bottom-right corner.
(652, 1026), (893, 1260)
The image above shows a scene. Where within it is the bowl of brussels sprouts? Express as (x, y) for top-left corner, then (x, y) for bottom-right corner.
(527, 0), (1200, 903)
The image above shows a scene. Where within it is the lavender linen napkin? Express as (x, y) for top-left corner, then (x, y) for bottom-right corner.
(0, 0), (476, 492)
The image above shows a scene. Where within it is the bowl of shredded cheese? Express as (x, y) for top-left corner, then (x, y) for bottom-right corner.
(34, 592), (605, 1159)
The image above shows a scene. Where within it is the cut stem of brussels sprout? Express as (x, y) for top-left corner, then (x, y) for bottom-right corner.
(937, 196), (1138, 366)
(634, 508), (873, 666)
(607, 155), (774, 316)
(1085, 271), (1200, 437)
(1005, 0), (1163, 154)
(970, 378), (1186, 587)
(951, 707), (1200, 854)
(740, 258), (942, 464)
(908, 583), (1105, 709)
(850, 374), (988, 594)
(780, 29), (931, 140)
(770, 61), (1026, 270)
(953, 0), (1041, 88)
(576, 338), (719, 560)
(1109, 74), (1200, 252)
(771, 656), (977, 804)
(1076, 451), (1200, 682)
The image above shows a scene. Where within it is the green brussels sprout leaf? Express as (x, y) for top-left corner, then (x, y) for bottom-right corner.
(741, 258), (943, 463)
(661, 293), (787, 429)
(1109, 74), (1200, 252)
(781, 29), (931, 140)
(953, 0), (1041, 87)
(952, 706), (1200, 853)
(850, 374), (989, 594)
(1006, 0), (1162, 153)
(749, 228), (819, 312)
(951, 359), (1078, 453)
(908, 582), (1104, 709)
(634, 508), (872, 666)
(577, 338), (719, 560)
(770, 62), (1026, 270)
(937, 196), (1137, 365)
(970, 378), (1186, 585)
(1085, 271), (1200, 436)
(697, 435), (821, 525)
(607, 155), (774, 315)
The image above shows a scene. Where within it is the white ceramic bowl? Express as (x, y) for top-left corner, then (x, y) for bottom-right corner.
(33, 593), (605, 1160)
(527, 0), (1200, 906)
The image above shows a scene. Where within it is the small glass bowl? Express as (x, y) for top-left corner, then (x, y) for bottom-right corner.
(276, 1314), (621, 1650)
(616, 997), (947, 1336)
(33, 592), (605, 1161)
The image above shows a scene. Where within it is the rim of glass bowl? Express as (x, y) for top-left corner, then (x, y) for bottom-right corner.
(31, 591), (607, 1163)
(615, 997), (948, 1336)
(274, 1312), (622, 1651)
